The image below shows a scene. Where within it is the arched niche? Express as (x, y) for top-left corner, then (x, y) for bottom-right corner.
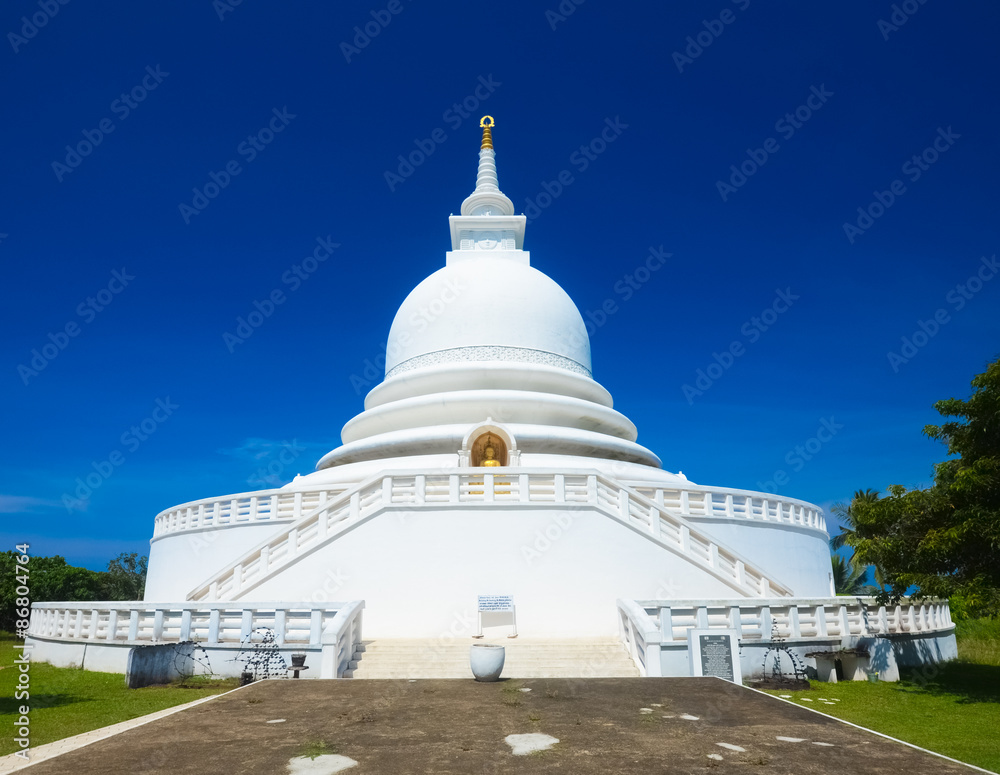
(458, 419), (520, 467)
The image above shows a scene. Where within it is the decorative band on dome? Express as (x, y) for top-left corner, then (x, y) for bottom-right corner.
(385, 345), (592, 379)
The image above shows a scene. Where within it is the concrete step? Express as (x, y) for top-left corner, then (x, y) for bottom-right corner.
(347, 637), (640, 679)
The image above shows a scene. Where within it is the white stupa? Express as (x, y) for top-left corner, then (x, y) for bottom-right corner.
(143, 117), (833, 638)
(29, 118), (957, 681)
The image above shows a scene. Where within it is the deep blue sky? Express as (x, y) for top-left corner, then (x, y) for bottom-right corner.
(2, 1), (998, 570)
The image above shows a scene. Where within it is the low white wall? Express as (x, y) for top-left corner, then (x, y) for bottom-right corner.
(25, 636), (326, 679)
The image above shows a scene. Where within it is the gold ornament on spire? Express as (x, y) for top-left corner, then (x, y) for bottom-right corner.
(480, 115), (494, 149)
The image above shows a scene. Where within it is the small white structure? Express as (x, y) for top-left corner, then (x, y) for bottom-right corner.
(28, 118), (956, 680)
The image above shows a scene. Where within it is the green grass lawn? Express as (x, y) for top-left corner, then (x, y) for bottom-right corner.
(764, 618), (1000, 773)
(0, 635), (238, 756)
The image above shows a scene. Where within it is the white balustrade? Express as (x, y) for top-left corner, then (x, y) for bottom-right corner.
(27, 601), (350, 647)
(634, 597), (954, 642)
(152, 486), (352, 537)
(632, 485), (825, 532)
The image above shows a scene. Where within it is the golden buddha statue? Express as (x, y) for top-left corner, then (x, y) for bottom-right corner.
(481, 443), (501, 467)
(469, 435), (509, 495)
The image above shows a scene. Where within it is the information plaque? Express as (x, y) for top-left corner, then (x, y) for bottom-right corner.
(475, 595), (517, 637)
(477, 594), (514, 612)
(686, 628), (742, 683)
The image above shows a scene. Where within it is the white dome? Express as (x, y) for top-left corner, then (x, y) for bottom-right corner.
(384, 257), (591, 377)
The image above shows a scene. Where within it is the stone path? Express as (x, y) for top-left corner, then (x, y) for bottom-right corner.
(3, 678), (991, 774)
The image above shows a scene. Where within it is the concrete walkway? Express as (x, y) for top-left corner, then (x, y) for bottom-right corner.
(0, 690), (240, 772)
(4, 677), (991, 774)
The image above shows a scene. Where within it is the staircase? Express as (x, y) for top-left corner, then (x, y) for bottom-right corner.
(344, 637), (640, 679)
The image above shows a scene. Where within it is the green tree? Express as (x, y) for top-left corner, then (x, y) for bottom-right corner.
(101, 552), (148, 599)
(844, 357), (1000, 617)
(1, 552), (149, 633)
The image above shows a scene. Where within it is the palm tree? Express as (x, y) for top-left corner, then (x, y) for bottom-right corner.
(829, 488), (880, 550)
(831, 553), (873, 595)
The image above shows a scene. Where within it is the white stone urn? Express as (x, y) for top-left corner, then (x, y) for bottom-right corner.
(470, 643), (505, 681)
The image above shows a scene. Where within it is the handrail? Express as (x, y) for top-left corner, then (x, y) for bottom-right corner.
(321, 600), (365, 679)
(631, 485), (826, 532)
(617, 598), (662, 677)
(186, 468), (796, 604)
(26, 601), (353, 647)
(153, 480), (823, 539)
(152, 485), (352, 537)
(634, 597), (955, 642)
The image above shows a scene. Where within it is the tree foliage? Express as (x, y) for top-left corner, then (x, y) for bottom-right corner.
(0, 552), (148, 633)
(842, 357), (1000, 617)
(830, 553), (874, 596)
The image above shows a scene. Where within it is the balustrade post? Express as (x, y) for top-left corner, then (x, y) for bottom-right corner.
(485, 474), (494, 502)
(73, 610), (84, 638)
(260, 545), (270, 576)
(725, 493), (734, 517)
(107, 609), (119, 641)
(659, 606), (674, 641)
(208, 609), (221, 644)
(735, 560), (746, 587)
(788, 606), (802, 638)
(415, 475), (426, 505)
(878, 606), (889, 634)
(618, 489), (630, 521)
(128, 609), (140, 641)
(89, 610), (100, 640)
(815, 605), (828, 637)
(275, 609), (287, 645)
(519, 474), (529, 502)
(679, 490), (690, 514)
(696, 607), (709, 629)
(180, 609), (192, 641)
(232, 563), (243, 596)
(250, 495), (259, 521)
(679, 524), (690, 553)
(728, 606), (743, 637)
(310, 609), (322, 644)
(241, 609), (253, 640)
(554, 474), (565, 503)
(450, 474), (460, 502)
(587, 475), (598, 504)
(760, 606), (773, 639)
(153, 609), (165, 641)
(382, 476), (393, 504)
(649, 506), (661, 538)
(838, 605), (850, 637)
(707, 543), (719, 569)
(350, 492), (360, 520)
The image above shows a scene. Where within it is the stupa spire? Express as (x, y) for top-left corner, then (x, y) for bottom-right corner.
(460, 116), (515, 217)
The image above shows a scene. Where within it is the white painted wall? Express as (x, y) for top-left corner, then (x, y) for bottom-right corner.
(233, 505), (826, 638)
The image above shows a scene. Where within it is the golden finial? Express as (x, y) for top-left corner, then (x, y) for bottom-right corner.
(480, 115), (494, 149)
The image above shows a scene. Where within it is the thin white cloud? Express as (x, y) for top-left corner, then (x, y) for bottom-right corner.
(0, 494), (63, 514)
